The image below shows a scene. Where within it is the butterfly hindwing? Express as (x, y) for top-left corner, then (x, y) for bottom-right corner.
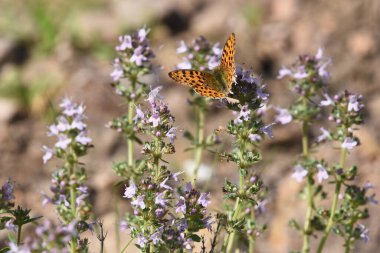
(220, 33), (236, 90)
(168, 70), (226, 98)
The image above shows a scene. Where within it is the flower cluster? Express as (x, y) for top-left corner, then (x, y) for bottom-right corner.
(278, 48), (331, 96)
(111, 27), (155, 83)
(42, 98), (92, 164)
(175, 35), (222, 71)
(1, 178), (15, 211)
(7, 220), (89, 253)
(123, 178), (213, 251)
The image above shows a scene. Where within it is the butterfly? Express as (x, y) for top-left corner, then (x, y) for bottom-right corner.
(168, 33), (236, 99)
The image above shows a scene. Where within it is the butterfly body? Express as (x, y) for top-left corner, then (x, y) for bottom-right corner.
(168, 33), (236, 99)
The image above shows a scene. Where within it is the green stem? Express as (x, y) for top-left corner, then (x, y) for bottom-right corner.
(249, 208), (255, 253)
(193, 105), (205, 184)
(301, 99), (312, 253)
(67, 145), (78, 253)
(127, 101), (134, 169)
(316, 148), (347, 253)
(225, 170), (245, 253)
(16, 225), (22, 246)
(120, 238), (134, 253)
(344, 219), (355, 253)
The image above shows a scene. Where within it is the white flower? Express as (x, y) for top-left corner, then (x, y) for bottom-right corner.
(341, 137), (357, 150)
(291, 165), (308, 182)
(316, 164), (328, 183)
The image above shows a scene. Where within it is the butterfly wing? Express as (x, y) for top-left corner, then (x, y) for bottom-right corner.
(220, 33), (236, 91)
(168, 70), (226, 98)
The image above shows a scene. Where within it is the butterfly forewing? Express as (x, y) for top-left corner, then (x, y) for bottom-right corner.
(168, 70), (226, 98)
(220, 33), (236, 90)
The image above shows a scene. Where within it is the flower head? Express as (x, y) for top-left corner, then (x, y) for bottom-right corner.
(291, 165), (308, 182)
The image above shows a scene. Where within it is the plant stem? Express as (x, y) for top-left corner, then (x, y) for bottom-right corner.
(301, 100), (312, 253)
(16, 225), (22, 246)
(68, 146), (78, 253)
(316, 148), (347, 253)
(249, 208), (255, 253)
(127, 100), (134, 169)
(193, 105), (205, 183)
(225, 170), (245, 253)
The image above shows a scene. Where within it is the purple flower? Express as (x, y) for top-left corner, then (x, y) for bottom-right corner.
(48, 124), (60, 136)
(70, 115), (86, 130)
(274, 107), (292, 125)
(131, 195), (146, 209)
(159, 177), (173, 190)
(348, 94), (361, 112)
(357, 224), (370, 243)
(148, 113), (160, 127)
(75, 131), (92, 145)
(257, 85), (269, 100)
(368, 193), (378, 205)
(56, 116), (70, 132)
(317, 127), (331, 142)
(176, 197), (186, 213)
(234, 105), (250, 124)
(171, 171), (184, 182)
(130, 46), (148, 66)
(341, 137), (357, 150)
(277, 67), (292, 79)
(155, 192), (168, 207)
(294, 66), (308, 79)
(260, 123), (275, 138)
(7, 242), (31, 253)
(5, 219), (16, 232)
(176, 40), (188, 54)
(42, 145), (54, 164)
(197, 192), (211, 207)
(291, 165), (308, 182)
(249, 134), (262, 143)
(212, 43), (222, 56)
(320, 93), (333, 106)
(119, 220), (128, 231)
(55, 135), (71, 149)
(203, 216), (214, 232)
(116, 35), (132, 51)
(138, 27), (148, 42)
(255, 199), (268, 215)
(166, 127), (177, 143)
(147, 86), (163, 105)
(134, 106), (145, 123)
(150, 231), (162, 245)
(177, 61), (192, 69)
(124, 181), (137, 198)
(136, 234), (148, 247)
(1, 178), (14, 201)
(316, 164), (328, 183)
(110, 59), (124, 82)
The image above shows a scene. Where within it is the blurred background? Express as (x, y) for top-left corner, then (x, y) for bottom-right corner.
(0, 0), (379, 252)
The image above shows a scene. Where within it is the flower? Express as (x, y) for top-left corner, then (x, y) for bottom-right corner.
(316, 164), (328, 183)
(136, 234), (148, 247)
(320, 93), (334, 106)
(134, 106), (145, 123)
(42, 145), (54, 164)
(277, 67), (292, 79)
(234, 105), (250, 124)
(348, 94), (361, 112)
(55, 135), (71, 149)
(197, 192), (211, 207)
(131, 195), (146, 209)
(341, 137), (357, 150)
(357, 224), (370, 243)
(175, 197), (186, 213)
(291, 165), (308, 182)
(5, 219), (16, 232)
(160, 177), (173, 190)
(110, 59), (124, 82)
(75, 131), (92, 145)
(1, 178), (15, 201)
(316, 127), (331, 142)
(176, 40), (188, 54)
(274, 107), (292, 125)
(249, 134), (262, 143)
(261, 123), (275, 138)
(124, 181), (137, 198)
(166, 127), (177, 143)
(155, 192), (168, 207)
